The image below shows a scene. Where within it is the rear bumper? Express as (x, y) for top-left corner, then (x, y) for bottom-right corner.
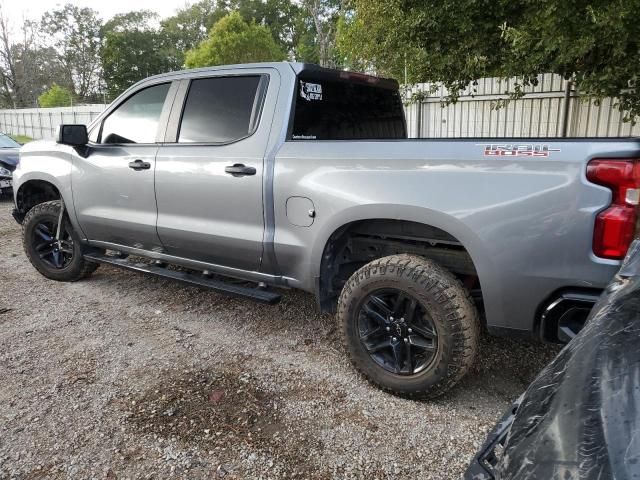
(488, 289), (601, 343)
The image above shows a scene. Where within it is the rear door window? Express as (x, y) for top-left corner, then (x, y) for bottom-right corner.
(291, 74), (407, 140)
(178, 76), (265, 143)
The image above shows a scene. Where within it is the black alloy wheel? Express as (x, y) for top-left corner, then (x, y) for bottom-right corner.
(338, 254), (480, 399)
(357, 289), (439, 375)
(22, 200), (99, 281)
(31, 219), (75, 270)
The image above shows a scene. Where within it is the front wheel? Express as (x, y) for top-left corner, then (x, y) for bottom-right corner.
(22, 200), (98, 281)
(338, 254), (479, 399)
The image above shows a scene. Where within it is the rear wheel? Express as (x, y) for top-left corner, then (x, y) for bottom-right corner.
(22, 200), (98, 281)
(338, 254), (479, 399)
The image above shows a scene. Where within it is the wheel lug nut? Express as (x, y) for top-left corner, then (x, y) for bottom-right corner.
(390, 316), (394, 321)
(404, 338), (409, 343)
(408, 328), (412, 333)
(386, 326), (391, 331)
(392, 337), (397, 342)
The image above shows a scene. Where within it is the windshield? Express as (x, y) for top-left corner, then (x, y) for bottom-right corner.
(0, 134), (20, 148)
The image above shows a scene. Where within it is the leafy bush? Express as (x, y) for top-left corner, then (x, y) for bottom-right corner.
(38, 84), (73, 108)
(185, 12), (286, 68)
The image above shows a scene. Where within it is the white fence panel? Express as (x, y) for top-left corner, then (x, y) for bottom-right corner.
(405, 73), (640, 138)
(0, 105), (106, 140)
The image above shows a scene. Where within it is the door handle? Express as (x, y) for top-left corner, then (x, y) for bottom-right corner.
(225, 163), (256, 177)
(128, 159), (151, 170)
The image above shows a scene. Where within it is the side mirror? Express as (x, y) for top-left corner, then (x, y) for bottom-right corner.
(56, 124), (88, 147)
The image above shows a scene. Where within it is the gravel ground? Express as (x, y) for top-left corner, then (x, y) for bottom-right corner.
(0, 197), (561, 479)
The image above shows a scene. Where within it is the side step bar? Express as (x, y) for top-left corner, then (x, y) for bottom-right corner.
(83, 253), (281, 305)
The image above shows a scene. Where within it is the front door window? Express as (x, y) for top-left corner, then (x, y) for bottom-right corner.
(99, 83), (171, 144)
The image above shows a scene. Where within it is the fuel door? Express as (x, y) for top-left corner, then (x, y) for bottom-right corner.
(286, 196), (316, 227)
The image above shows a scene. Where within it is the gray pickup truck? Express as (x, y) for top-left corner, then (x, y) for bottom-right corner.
(11, 62), (640, 398)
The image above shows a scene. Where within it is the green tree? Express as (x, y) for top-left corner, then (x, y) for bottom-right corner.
(294, 27), (321, 65)
(227, 0), (301, 54)
(299, 0), (341, 67)
(101, 11), (174, 99)
(41, 4), (103, 101)
(0, 11), (66, 108)
(160, 1), (224, 70)
(338, 0), (640, 120)
(38, 83), (73, 107)
(501, 1), (640, 120)
(161, 0), (304, 68)
(222, 0), (341, 65)
(185, 12), (286, 68)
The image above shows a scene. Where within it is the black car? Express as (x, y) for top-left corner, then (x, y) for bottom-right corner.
(466, 239), (640, 480)
(0, 133), (20, 197)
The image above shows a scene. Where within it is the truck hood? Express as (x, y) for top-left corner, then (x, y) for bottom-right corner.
(19, 139), (58, 154)
(0, 147), (19, 170)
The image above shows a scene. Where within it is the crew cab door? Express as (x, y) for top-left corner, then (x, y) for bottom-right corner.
(72, 81), (177, 250)
(154, 70), (278, 271)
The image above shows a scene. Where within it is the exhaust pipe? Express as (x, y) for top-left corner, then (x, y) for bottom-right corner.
(540, 292), (600, 343)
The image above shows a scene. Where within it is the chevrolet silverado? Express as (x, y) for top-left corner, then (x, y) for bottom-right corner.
(11, 62), (640, 397)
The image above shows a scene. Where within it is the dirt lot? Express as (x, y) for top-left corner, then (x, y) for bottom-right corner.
(0, 197), (560, 479)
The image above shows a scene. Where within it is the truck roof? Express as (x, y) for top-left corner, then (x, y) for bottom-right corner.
(136, 62), (399, 91)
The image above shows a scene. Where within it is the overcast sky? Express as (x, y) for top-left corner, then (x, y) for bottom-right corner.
(3, 0), (185, 27)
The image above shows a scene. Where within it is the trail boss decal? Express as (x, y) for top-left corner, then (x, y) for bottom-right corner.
(478, 144), (561, 157)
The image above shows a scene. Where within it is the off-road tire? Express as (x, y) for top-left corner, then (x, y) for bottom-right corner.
(338, 254), (480, 399)
(22, 200), (98, 281)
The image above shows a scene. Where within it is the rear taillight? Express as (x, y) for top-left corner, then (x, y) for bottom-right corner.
(587, 159), (640, 259)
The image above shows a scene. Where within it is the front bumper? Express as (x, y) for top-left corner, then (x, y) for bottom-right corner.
(463, 396), (522, 479)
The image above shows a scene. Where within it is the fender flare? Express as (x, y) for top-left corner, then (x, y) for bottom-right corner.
(310, 203), (502, 323)
(14, 172), (84, 239)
